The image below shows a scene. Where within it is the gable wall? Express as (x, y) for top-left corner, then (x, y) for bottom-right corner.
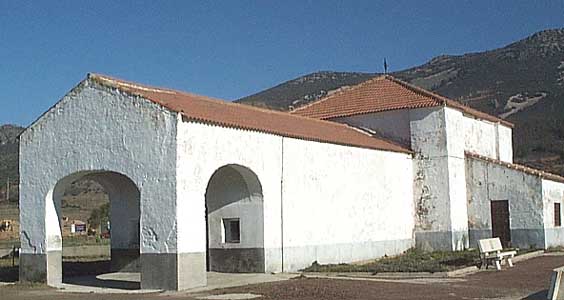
(20, 80), (179, 256)
(19, 80), (185, 289)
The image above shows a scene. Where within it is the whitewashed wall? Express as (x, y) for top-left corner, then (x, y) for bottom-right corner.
(444, 108), (470, 250)
(542, 179), (564, 248)
(410, 107), (449, 237)
(177, 119), (415, 272)
(409, 107), (468, 250)
(19, 80), (179, 288)
(462, 115), (513, 163)
(463, 116), (498, 159)
(330, 105), (514, 251)
(20, 80), (178, 256)
(498, 125), (513, 163)
(176, 121), (283, 273)
(281, 137), (414, 271)
(465, 157), (545, 248)
(332, 110), (412, 146)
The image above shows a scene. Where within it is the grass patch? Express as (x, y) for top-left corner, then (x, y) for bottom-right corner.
(546, 246), (564, 253)
(302, 247), (540, 274)
(0, 235), (110, 250)
(62, 235), (110, 247)
(0, 240), (19, 249)
(302, 248), (482, 273)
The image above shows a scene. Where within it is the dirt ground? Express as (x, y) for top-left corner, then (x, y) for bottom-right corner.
(1, 255), (563, 300)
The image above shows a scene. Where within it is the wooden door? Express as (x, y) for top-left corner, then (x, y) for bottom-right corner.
(491, 200), (511, 247)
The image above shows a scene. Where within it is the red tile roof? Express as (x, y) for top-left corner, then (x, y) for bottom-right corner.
(88, 73), (411, 154)
(291, 75), (514, 128)
(465, 152), (564, 183)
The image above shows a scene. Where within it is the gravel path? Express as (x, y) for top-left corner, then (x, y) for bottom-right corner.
(1, 254), (562, 300)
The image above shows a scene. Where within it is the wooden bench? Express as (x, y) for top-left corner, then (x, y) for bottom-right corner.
(477, 238), (517, 270)
(548, 266), (564, 300)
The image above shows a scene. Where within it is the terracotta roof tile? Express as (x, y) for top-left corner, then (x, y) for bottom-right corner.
(88, 73), (411, 154)
(291, 75), (513, 128)
(465, 152), (564, 183)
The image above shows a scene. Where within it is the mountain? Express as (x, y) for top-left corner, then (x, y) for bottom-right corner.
(0, 125), (24, 202)
(237, 71), (377, 110)
(237, 29), (564, 175)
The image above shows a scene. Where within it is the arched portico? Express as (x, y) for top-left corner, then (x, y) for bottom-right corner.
(20, 170), (141, 287)
(205, 164), (265, 273)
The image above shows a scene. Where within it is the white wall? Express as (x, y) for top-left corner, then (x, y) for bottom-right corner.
(20, 79), (178, 257)
(542, 179), (564, 248)
(281, 137), (414, 271)
(463, 115), (498, 159)
(462, 114), (513, 163)
(497, 124), (513, 163)
(465, 157), (545, 248)
(410, 107), (469, 250)
(176, 119), (415, 272)
(205, 165), (264, 249)
(444, 108), (470, 250)
(332, 110), (412, 146)
(175, 120), (283, 272)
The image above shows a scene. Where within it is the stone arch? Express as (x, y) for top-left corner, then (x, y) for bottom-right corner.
(41, 170), (141, 286)
(205, 164), (265, 273)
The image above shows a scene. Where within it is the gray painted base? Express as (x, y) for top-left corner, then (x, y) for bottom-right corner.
(111, 248), (140, 272)
(469, 228), (545, 249)
(452, 230), (470, 250)
(468, 229), (491, 248)
(415, 230), (468, 251)
(281, 238), (413, 272)
(141, 252), (206, 291)
(511, 229), (545, 249)
(19, 251), (62, 286)
(141, 253), (178, 290)
(208, 248), (265, 273)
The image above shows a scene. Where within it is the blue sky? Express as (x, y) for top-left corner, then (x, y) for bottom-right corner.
(1, 1), (563, 126)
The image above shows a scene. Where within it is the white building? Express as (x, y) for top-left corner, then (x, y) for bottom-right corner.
(19, 73), (564, 290)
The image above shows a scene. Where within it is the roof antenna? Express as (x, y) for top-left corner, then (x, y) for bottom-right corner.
(383, 58), (388, 74)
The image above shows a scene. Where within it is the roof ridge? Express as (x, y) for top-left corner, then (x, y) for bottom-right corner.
(465, 151), (564, 183)
(89, 73), (179, 95)
(88, 73), (409, 151)
(290, 75), (386, 113)
(383, 75), (446, 105)
(384, 75), (513, 127)
(290, 73), (513, 127)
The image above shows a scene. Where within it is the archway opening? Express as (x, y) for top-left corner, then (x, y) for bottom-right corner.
(205, 165), (265, 273)
(48, 171), (140, 289)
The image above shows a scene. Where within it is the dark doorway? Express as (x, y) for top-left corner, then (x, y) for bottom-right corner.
(491, 200), (511, 247)
(205, 203), (210, 271)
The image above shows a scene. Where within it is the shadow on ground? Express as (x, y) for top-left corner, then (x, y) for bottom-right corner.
(2, 259), (139, 290)
(62, 260), (140, 290)
(522, 289), (548, 300)
(0, 265), (18, 282)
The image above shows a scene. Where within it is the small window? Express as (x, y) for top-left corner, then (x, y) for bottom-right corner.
(555, 203), (561, 227)
(222, 218), (240, 243)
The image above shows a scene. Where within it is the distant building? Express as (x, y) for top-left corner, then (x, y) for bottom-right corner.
(19, 74), (564, 291)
